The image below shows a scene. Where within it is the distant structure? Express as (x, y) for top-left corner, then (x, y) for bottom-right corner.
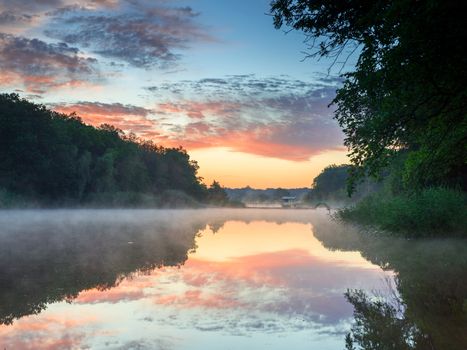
(281, 196), (297, 208)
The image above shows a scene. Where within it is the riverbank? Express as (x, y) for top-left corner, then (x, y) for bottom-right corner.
(0, 189), (245, 209)
(337, 188), (467, 237)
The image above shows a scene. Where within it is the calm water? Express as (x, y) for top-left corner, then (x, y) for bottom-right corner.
(0, 209), (465, 349)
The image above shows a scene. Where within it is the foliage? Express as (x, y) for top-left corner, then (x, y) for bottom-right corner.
(313, 217), (467, 349)
(206, 181), (244, 207)
(207, 180), (229, 206)
(270, 0), (467, 193)
(225, 187), (309, 204)
(0, 93), (208, 207)
(306, 164), (350, 202)
(0, 211), (203, 324)
(272, 187), (291, 200)
(305, 164), (381, 203)
(344, 289), (435, 350)
(337, 188), (467, 237)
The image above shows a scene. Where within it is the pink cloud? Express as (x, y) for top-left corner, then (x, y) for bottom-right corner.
(159, 121), (344, 161)
(157, 101), (242, 119)
(0, 33), (100, 93)
(74, 288), (145, 304)
(53, 101), (162, 138)
(151, 85), (344, 160)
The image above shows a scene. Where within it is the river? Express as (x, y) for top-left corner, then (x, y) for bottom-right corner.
(0, 209), (465, 349)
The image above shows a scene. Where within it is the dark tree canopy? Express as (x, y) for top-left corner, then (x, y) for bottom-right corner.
(0, 93), (208, 206)
(207, 180), (229, 206)
(311, 164), (350, 198)
(271, 0), (467, 193)
(306, 164), (380, 202)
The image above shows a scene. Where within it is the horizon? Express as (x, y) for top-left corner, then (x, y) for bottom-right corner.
(0, 0), (355, 188)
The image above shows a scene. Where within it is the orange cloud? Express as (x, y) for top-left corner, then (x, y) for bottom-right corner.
(53, 101), (161, 138)
(74, 288), (145, 304)
(151, 85), (344, 161)
(154, 289), (243, 309)
(159, 122), (344, 161)
(0, 314), (96, 350)
(157, 101), (242, 119)
(0, 33), (100, 93)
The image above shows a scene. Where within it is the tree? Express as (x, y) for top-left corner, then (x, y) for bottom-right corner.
(270, 0), (467, 193)
(311, 164), (350, 200)
(344, 289), (434, 350)
(207, 180), (229, 206)
(272, 188), (290, 200)
(0, 93), (208, 206)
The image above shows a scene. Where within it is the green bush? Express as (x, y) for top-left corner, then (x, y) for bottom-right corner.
(338, 188), (467, 237)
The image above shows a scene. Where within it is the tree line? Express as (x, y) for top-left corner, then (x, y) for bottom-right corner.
(0, 93), (232, 207)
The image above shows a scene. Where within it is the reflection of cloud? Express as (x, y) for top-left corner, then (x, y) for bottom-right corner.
(0, 314), (94, 350)
(0, 33), (99, 93)
(175, 249), (380, 324)
(155, 289), (244, 309)
(70, 246), (382, 328)
(0, 214), (394, 348)
(74, 288), (144, 304)
(66, 247), (381, 331)
(150, 76), (344, 160)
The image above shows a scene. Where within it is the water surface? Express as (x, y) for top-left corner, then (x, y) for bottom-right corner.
(0, 209), (465, 349)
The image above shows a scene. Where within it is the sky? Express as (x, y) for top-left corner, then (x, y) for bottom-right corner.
(0, 0), (356, 188)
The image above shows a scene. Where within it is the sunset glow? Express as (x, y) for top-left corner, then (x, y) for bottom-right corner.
(0, 0), (353, 187)
(0, 215), (392, 349)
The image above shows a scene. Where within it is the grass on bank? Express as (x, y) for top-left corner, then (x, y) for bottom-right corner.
(337, 188), (467, 237)
(0, 188), (245, 209)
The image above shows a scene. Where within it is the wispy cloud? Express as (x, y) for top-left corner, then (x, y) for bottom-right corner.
(0, 0), (216, 96)
(0, 0), (117, 15)
(0, 11), (36, 25)
(149, 75), (344, 161)
(52, 101), (161, 138)
(44, 2), (215, 68)
(0, 33), (100, 93)
(0, 0), (65, 13)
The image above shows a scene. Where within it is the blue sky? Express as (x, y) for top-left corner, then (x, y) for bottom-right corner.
(0, 0), (356, 187)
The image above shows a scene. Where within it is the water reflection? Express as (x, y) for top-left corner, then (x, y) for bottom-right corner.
(313, 217), (467, 350)
(0, 210), (202, 325)
(0, 209), (465, 349)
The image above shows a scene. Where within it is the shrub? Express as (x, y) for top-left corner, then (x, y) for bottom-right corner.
(338, 188), (467, 237)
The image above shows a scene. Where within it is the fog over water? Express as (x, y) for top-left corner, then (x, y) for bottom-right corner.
(0, 209), (465, 349)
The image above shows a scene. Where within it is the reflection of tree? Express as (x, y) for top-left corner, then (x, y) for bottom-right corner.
(313, 217), (467, 349)
(0, 209), (320, 325)
(344, 289), (435, 350)
(0, 211), (204, 325)
(208, 221), (225, 234)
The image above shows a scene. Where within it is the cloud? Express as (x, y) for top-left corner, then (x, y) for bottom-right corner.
(54, 101), (152, 117)
(0, 0), (117, 14)
(0, 0), (65, 13)
(44, 2), (215, 68)
(74, 288), (144, 304)
(0, 314), (94, 350)
(157, 101), (242, 120)
(52, 101), (161, 138)
(0, 33), (99, 93)
(0, 11), (36, 25)
(150, 76), (344, 160)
